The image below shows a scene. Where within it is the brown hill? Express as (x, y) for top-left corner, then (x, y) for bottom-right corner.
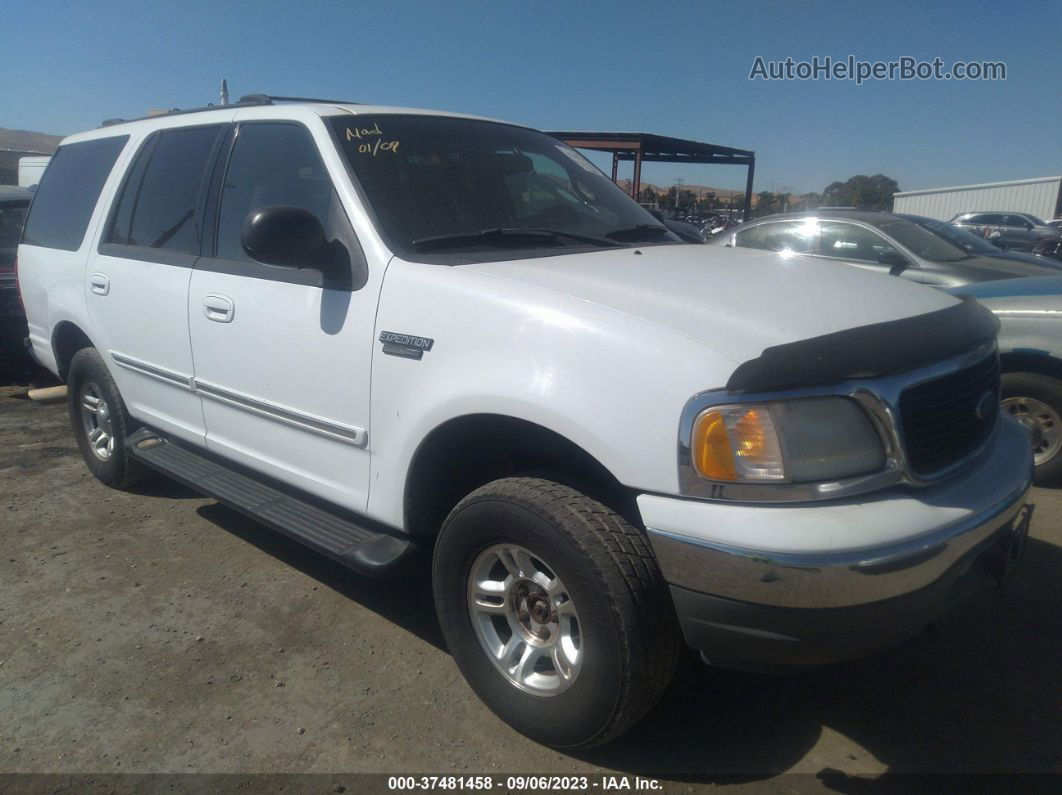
(0, 128), (63, 155)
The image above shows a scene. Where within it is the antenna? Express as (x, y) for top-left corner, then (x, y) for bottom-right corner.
(220, 78), (229, 106)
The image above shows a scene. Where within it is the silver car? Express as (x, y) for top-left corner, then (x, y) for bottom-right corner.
(715, 210), (1059, 288)
(950, 212), (1062, 251)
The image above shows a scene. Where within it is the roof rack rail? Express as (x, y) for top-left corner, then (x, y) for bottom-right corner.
(99, 94), (361, 128)
(238, 94), (361, 105)
(99, 96), (273, 128)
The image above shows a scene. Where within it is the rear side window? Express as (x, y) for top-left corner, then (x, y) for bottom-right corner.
(107, 125), (222, 253)
(21, 136), (128, 251)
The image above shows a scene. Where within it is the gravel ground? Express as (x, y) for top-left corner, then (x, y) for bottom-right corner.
(1, 360), (1060, 788)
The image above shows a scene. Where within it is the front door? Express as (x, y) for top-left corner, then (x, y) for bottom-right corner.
(187, 120), (377, 513)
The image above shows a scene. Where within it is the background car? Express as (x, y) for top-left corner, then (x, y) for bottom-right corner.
(0, 186), (32, 312)
(0, 187), (34, 382)
(950, 212), (1062, 251)
(949, 275), (1062, 484)
(713, 210), (1059, 287)
(896, 212), (1061, 268)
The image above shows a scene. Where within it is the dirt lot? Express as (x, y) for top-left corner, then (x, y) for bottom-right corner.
(1, 356), (1060, 788)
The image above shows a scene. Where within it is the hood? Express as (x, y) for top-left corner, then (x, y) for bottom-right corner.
(942, 255), (1061, 282)
(949, 274), (1062, 301)
(992, 250), (1062, 268)
(460, 244), (958, 363)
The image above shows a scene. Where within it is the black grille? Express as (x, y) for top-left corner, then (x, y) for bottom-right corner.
(899, 352), (1000, 476)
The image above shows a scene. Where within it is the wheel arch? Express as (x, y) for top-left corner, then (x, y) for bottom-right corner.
(1000, 351), (1062, 383)
(403, 413), (638, 537)
(51, 321), (97, 381)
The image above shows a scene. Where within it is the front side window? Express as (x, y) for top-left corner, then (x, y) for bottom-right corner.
(329, 115), (666, 261)
(870, 218), (969, 262)
(969, 213), (1003, 225)
(215, 123), (344, 262)
(21, 136), (128, 251)
(108, 126), (222, 253)
(816, 222), (898, 263)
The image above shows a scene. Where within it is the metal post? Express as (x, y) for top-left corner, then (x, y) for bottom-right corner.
(743, 157), (755, 222)
(632, 151), (642, 199)
(611, 152), (619, 183)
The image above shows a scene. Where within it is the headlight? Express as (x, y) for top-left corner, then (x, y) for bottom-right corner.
(691, 397), (885, 484)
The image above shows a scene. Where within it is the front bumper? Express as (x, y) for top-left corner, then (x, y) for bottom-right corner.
(640, 417), (1034, 669)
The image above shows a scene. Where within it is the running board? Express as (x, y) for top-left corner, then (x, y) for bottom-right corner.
(125, 428), (415, 577)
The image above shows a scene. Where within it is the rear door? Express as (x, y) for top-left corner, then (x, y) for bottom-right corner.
(86, 123), (228, 445)
(18, 136), (129, 373)
(187, 119), (376, 513)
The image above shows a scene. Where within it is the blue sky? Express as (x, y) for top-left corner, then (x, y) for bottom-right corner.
(2, 0), (1059, 195)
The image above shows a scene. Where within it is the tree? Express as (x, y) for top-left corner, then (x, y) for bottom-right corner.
(637, 186), (658, 205)
(793, 191), (822, 211)
(821, 175), (899, 211)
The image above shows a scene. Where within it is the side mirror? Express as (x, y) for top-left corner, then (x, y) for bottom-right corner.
(241, 206), (329, 269)
(878, 250), (910, 276)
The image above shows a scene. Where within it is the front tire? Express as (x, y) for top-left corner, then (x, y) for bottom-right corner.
(1002, 371), (1062, 486)
(432, 477), (680, 748)
(67, 347), (149, 489)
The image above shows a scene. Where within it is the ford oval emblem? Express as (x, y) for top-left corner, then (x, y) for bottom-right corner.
(975, 391), (996, 420)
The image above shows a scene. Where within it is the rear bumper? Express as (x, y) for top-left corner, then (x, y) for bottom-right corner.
(640, 417), (1034, 669)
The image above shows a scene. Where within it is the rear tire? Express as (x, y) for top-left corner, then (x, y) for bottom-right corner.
(1002, 371), (1062, 486)
(67, 347), (149, 489)
(432, 477), (680, 748)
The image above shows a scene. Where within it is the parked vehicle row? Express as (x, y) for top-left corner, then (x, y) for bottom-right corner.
(11, 99), (1041, 749)
(950, 212), (1062, 252)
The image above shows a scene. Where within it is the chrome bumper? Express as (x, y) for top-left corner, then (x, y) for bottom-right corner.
(644, 418), (1034, 610)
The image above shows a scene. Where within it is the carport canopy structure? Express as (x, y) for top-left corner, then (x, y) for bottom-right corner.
(546, 131), (756, 220)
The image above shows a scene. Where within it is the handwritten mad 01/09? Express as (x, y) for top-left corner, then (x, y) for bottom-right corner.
(346, 122), (400, 156)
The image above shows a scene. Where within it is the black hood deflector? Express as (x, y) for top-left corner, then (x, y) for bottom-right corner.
(725, 298), (999, 392)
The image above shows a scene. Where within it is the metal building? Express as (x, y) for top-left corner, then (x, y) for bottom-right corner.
(892, 176), (1062, 221)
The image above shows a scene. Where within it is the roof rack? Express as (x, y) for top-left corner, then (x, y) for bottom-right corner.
(100, 94), (360, 128)
(100, 97), (271, 127)
(239, 94), (361, 106)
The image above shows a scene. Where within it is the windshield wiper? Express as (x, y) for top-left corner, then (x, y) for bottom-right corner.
(411, 227), (619, 251)
(604, 224), (673, 242)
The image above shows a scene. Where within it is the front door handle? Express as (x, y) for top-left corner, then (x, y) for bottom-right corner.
(88, 273), (110, 296)
(202, 293), (235, 323)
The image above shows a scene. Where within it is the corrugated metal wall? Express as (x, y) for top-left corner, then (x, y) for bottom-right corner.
(892, 176), (1062, 221)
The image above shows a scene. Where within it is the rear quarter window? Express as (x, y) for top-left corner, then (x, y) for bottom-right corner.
(21, 136), (128, 251)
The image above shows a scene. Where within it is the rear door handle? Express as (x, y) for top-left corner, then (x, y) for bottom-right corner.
(88, 273), (110, 296)
(202, 293), (235, 323)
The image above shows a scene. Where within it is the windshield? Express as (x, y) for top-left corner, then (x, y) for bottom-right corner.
(871, 217), (973, 263)
(329, 115), (668, 259)
(900, 215), (999, 255)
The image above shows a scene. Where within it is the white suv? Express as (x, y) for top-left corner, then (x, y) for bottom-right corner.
(18, 97), (1034, 748)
